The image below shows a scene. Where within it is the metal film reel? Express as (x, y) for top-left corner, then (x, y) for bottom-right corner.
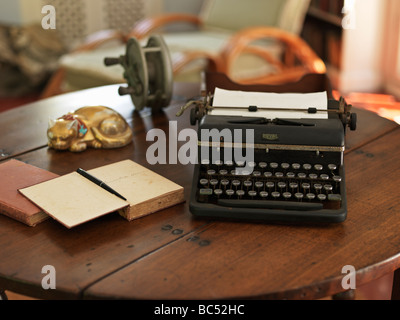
(104, 35), (173, 113)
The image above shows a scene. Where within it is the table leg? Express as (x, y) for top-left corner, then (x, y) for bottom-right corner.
(0, 289), (8, 300)
(392, 268), (400, 300)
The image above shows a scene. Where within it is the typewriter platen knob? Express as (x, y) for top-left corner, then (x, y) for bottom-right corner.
(190, 106), (200, 126)
(339, 97), (357, 132)
(344, 112), (357, 131)
(349, 113), (357, 131)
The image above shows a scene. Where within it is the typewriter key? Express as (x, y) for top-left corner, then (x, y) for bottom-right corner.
(302, 183), (311, 191)
(214, 160), (223, 166)
(266, 182), (275, 189)
(232, 180), (241, 188)
(298, 172), (307, 179)
(320, 174), (329, 180)
(252, 171), (261, 177)
(328, 164), (337, 171)
(309, 173), (318, 180)
(248, 161), (256, 168)
(255, 181), (264, 189)
(207, 169), (216, 176)
(264, 171), (273, 178)
(236, 160), (245, 167)
(270, 162), (279, 169)
(236, 190), (245, 198)
(333, 175), (342, 183)
(324, 184), (333, 192)
(260, 191), (268, 198)
(275, 172), (284, 178)
(248, 190), (257, 198)
(303, 164), (312, 170)
(224, 160), (233, 167)
(314, 183), (323, 192)
(244, 180), (253, 188)
(327, 194), (342, 209)
(214, 189), (223, 197)
(271, 191), (281, 199)
(290, 182), (299, 190)
(317, 194), (327, 201)
(306, 193), (316, 201)
(283, 192), (292, 200)
(295, 193), (304, 200)
(292, 163), (301, 170)
(210, 179), (219, 187)
(200, 179), (209, 186)
(287, 172), (296, 179)
(328, 194), (342, 202)
(278, 182), (287, 190)
(226, 189), (235, 197)
(199, 189), (213, 196)
(259, 162), (267, 169)
(219, 169), (228, 176)
(314, 164), (323, 171)
(281, 163), (290, 170)
(221, 179), (230, 188)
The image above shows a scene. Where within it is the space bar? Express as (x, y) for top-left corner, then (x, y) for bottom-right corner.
(217, 199), (323, 211)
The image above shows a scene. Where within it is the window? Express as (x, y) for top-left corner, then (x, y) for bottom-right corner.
(384, 0), (400, 99)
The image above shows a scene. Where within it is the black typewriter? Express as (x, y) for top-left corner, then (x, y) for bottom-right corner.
(178, 76), (357, 224)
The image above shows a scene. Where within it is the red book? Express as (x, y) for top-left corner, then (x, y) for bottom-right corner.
(0, 159), (58, 226)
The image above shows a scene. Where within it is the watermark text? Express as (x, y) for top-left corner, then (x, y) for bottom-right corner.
(41, 5), (56, 30)
(342, 0), (356, 30)
(41, 265), (56, 290)
(341, 265), (356, 290)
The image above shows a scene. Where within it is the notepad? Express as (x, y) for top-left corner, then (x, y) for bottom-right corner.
(211, 87), (328, 119)
(19, 160), (185, 228)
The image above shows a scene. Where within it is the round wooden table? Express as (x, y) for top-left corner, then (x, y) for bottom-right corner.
(0, 82), (399, 300)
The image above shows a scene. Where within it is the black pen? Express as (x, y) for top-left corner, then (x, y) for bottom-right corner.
(76, 168), (127, 201)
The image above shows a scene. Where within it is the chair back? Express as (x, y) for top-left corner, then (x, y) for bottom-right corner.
(200, 0), (311, 34)
(277, 0), (312, 34)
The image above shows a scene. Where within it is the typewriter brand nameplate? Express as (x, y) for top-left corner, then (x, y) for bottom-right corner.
(263, 134), (279, 141)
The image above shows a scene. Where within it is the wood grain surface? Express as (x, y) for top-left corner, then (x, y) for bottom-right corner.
(0, 82), (399, 300)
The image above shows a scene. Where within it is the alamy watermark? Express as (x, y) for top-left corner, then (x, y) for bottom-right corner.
(37, 2), (357, 295)
(41, 265), (56, 290)
(342, 0), (357, 30)
(146, 121), (255, 174)
(41, 2), (356, 31)
(39, 263), (356, 294)
(341, 265), (356, 290)
(41, 5), (56, 30)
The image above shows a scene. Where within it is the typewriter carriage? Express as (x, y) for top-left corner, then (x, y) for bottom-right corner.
(178, 91), (357, 133)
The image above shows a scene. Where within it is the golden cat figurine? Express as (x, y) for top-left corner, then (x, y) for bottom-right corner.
(47, 106), (133, 152)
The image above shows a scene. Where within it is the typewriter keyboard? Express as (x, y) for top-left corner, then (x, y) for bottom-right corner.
(196, 160), (343, 211)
